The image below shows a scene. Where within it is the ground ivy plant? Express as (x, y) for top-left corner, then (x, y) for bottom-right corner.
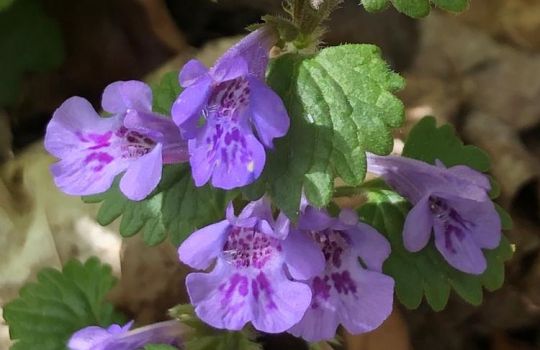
(5, 1), (513, 349)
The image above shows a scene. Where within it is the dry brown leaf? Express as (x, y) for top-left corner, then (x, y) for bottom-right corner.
(0, 144), (122, 348)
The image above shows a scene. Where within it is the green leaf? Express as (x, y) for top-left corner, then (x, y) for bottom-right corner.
(246, 44), (404, 218)
(361, 0), (390, 12)
(0, 0), (15, 12)
(308, 339), (341, 350)
(430, 0), (468, 12)
(169, 304), (260, 350)
(495, 203), (513, 230)
(403, 116), (513, 225)
(391, 0), (430, 17)
(144, 345), (178, 350)
(0, 0), (64, 106)
(3, 258), (124, 350)
(359, 188), (513, 311)
(84, 164), (236, 246)
(84, 75), (236, 246)
(184, 333), (261, 350)
(402, 116), (490, 171)
(360, 0), (469, 17)
(358, 116), (513, 310)
(151, 71), (182, 116)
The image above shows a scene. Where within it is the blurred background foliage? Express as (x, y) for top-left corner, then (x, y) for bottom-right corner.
(0, 0), (64, 108)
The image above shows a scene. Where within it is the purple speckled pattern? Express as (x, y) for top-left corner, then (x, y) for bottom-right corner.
(45, 80), (188, 201)
(288, 207), (394, 342)
(171, 27), (289, 189)
(68, 320), (184, 350)
(367, 154), (502, 274)
(178, 197), (324, 333)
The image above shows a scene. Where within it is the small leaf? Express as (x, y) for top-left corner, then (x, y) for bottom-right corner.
(144, 345), (178, 350)
(359, 0), (469, 17)
(152, 71), (182, 116)
(361, 0), (390, 12)
(247, 44), (404, 218)
(309, 340), (341, 350)
(3, 258), (124, 350)
(170, 304), (260, 350)
(391, 0), (430, 17)
(85, 164), (236, 246)
(495, 203), (513, 230)
(488, 176), (501, 199)
(402, 116), (490, 171)
(431, 0), (468, 12)
(0, 0), (15, 11)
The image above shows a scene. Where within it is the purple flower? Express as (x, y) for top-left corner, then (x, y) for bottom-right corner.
(68, 321), (133, 350)
(68, 320), (184, 350)
(45, 80), (189, 201)
(367, 154), (502, 274)
(178, 197), (324, 333)
(289, 207), (394, 342)
(172, 27), (289, 189)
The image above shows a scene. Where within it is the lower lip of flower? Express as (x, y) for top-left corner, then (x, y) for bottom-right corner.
(311, 230), (359, 308)
(429, 196), (475, 253)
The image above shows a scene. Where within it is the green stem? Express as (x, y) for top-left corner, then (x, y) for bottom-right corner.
(333, 179), (387, 198)
(333, 186), (364, 198)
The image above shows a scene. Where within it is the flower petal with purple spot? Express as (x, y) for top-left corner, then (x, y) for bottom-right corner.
(429, 193), (500, 274)
(178, 198), (322, 333)
(171, 26), (289, 189)
(189, 119), (265, 189)
(367, 153), (502, 275)
(289, 207), (394, 342)
(45, 81), (188, 201)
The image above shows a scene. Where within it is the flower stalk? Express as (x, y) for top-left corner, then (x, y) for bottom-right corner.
(284, 0), (343, 50)
(291, 0), (342, 33)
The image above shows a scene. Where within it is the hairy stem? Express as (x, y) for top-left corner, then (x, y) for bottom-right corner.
(291, 0), (343, 35)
